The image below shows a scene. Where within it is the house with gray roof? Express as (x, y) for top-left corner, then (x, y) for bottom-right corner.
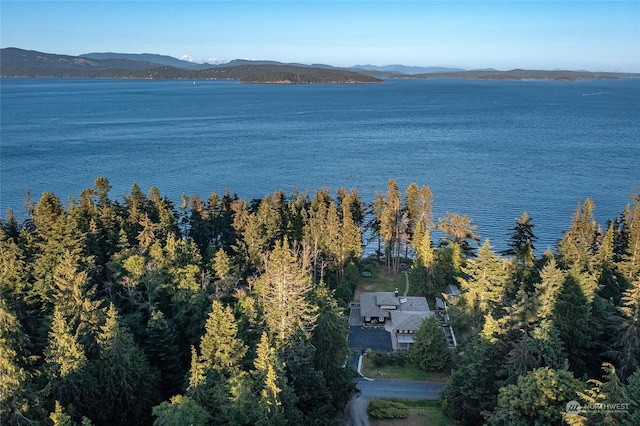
(359, 291), (434, 350)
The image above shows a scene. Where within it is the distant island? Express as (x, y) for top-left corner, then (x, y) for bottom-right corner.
(393, 68), (639, 82)
(0, 48), (381, 84)
(1, 48), (638, 82)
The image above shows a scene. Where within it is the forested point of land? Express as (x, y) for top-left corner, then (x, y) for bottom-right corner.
(1, 178), (640, 425)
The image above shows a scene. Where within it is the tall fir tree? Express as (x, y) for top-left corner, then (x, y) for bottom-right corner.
(43, 307), (92, 417)
(611, 277), (640, 380)
(52, 250), (103, 353)
(254, 238), (317, 351)
(253, 332), (288, 426)
(0, 299), (38, 424)
(198, 300), (247, 375)
(91, 303), (159, 426)
(310, 285), (358, 412)
(457, 239), (510, 325)
(144, 308), (184, 400)
(558, 199), (601, 273)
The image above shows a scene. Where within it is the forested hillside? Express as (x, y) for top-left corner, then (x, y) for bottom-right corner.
(0, 48), (382, 83)
(1, 178), (639, 425)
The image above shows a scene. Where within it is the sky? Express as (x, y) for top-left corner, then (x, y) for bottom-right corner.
(1, 1), (639, 72)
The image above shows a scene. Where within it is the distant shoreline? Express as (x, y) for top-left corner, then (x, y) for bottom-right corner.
(2, 74), (638, 83)
(2, 48), (637, 83)
(387, 69), (640, 82)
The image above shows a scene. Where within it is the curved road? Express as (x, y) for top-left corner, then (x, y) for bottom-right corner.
(357, 378), (445, 399)
(348, 379), (446, 425)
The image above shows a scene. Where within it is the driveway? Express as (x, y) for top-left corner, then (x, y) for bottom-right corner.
(348, 326), (393, 352)
(356, 378), (445, 400)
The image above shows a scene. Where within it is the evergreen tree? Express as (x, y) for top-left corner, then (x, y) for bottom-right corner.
(404, 183), (434, 258)
(303, 189), (330, 284)
(412, 220), (436, 292)
(52, 250), (103, 352)
(375, 179), (404, 274)
(310, 285), (358, 412)
(502, 212), (537, 268)
(553, 272), (595, 377)
(458, 239), (510, 325)
(598, 223), (621, 292)
(254, 239), (317, 350)
(185, 300), (248, 422)
(43, 307), (91, 416)
(0, 299), (37, 424)
(92, 303), (159, 425)
(440, 336), (504, 425)
(336, 193), (362, 284)
(199, 300), (247, 374)
(0, 226), (29, 306)
(144, 309), (184, 400)
(572, 363), (631, 425)
(253, 333), (288, 426)
(409, 316), (451, 370)
(530, 319), (567, 371)
(618, 188), (640, 283)
(611, 277), (640, 380)
(152, 395), (210, 426)
(504, 320), (567, 383)
(32, 192), (89, 313)
(283, 340), (334, 423)
(185, 346), (207, 403)
(558, 199), (601, 273)
(486, 367), (584, 426)
(211, 247), (238, 299)
(148, 186), (180, 242)
(49, 401), (72, 426)
(123, 183), (150, 243)
(534, 256), (566, 322)
(625, 368), (640, 425)
(433, 240), (464, 291)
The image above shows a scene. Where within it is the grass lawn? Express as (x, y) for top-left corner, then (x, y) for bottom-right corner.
(356, 261), (408, 301)
(369, 399), (457, 426)
(361, 356), (450, 382)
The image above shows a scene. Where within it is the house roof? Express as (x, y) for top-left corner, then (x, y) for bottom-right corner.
(376, 292), (399, 306)
(443, 284), (459, 296)
(391, 311), (432, 333)
(398, 296), (430, 312)
(360, 292), (431, 320)
(360, 292), (389, 319)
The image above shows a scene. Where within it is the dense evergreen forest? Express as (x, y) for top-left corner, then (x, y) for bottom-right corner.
(1, 178), (639, 425)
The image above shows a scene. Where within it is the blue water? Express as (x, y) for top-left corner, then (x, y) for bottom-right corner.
(1, 78), (639, 251)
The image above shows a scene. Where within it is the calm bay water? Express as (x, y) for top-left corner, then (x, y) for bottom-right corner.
(1, 78), (639, 251)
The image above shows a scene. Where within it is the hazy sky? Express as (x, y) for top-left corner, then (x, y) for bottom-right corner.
(2, 1), (639, 72)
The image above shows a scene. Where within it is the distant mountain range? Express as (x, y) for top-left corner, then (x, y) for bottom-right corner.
(80, 52), (213, 70)
(1, 48), (637, 82)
